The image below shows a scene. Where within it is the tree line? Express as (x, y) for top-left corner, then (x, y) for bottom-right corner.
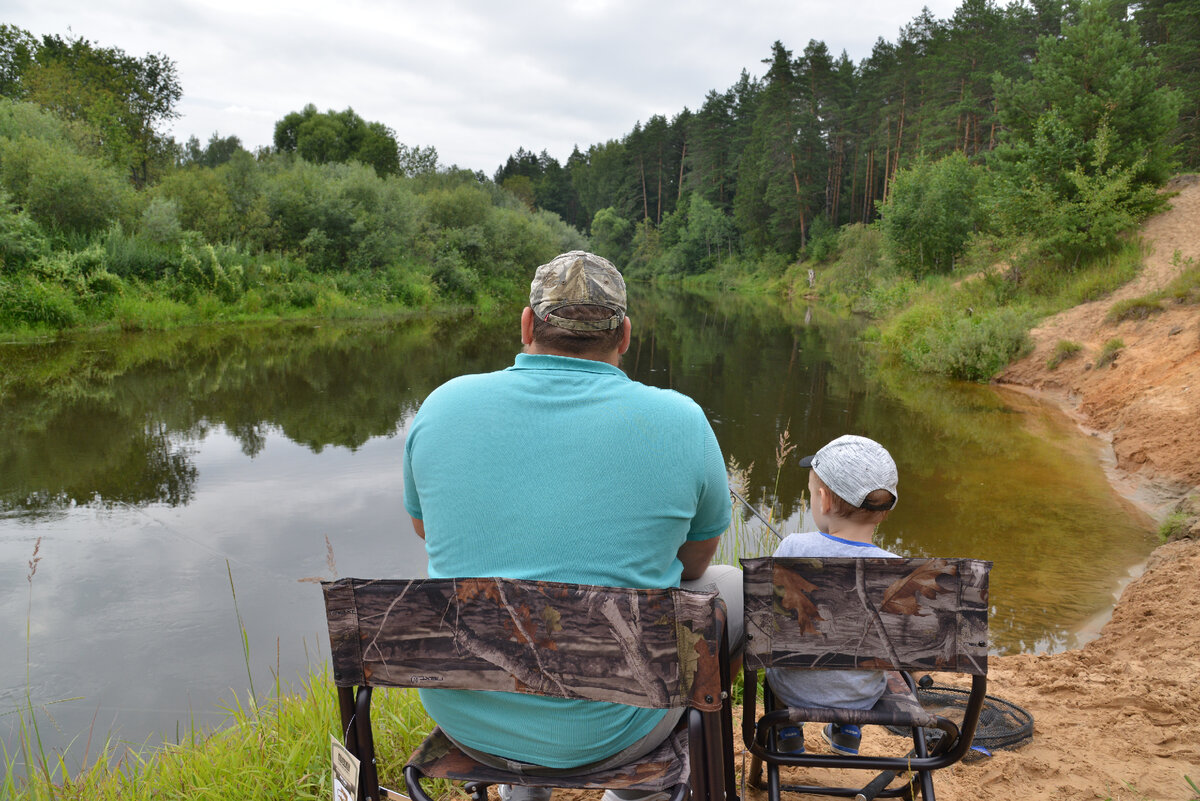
(495, 0), (1192, 277)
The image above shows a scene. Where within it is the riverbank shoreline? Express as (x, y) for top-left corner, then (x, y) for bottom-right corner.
(997, 174), (1200, 527)
(912, 176), (1200, 798)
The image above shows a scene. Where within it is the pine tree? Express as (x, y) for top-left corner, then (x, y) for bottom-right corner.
(1135, 0), (1200, 167)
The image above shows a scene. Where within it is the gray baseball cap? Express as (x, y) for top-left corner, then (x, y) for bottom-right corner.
(799, 434), (899, 511)
(529, 251), (627, 332)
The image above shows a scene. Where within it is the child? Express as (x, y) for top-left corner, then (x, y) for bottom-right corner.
(768, 434), (900, 756)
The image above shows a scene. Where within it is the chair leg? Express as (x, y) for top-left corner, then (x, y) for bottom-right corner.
(718, 626), (739, 801)
(688, 708), (712, 801)
(353, 687), (380, 801)
(766, 758), (781, 801)
(916, 769), (935, 801)
(703, 711), (727, 801)
(337, 687), (357, 754)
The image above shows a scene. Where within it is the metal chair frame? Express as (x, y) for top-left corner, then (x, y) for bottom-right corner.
(739, 556), (991, 801)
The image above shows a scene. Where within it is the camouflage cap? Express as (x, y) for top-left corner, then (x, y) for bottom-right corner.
(529, 251), (627, 332)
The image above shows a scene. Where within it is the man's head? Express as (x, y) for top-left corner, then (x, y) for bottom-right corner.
(800, 435), (898, 525)
(524, 251), (630, 360)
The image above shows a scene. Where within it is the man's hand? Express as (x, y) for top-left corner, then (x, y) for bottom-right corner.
(411, 516), (426, 539)
(676, 537), (720, 581)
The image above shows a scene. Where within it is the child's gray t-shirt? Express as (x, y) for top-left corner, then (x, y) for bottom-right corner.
(766, 531), (898, 711)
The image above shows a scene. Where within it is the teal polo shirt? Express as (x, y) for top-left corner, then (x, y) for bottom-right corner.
(403, 353), (730, 768)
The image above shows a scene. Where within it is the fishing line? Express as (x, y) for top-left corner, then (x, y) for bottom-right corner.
(728, 486), (784, 541)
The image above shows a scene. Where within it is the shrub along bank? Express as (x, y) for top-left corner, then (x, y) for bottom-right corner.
(0, 100), (587, 338)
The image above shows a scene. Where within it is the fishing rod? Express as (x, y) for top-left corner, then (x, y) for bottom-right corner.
(728, 486), (784, 541)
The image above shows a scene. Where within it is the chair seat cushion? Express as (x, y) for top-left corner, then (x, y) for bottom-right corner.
(406, 725), (690, 790)
(780, 672), (938, 729)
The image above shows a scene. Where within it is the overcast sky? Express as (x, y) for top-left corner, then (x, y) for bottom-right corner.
(9, 0), (964, 175)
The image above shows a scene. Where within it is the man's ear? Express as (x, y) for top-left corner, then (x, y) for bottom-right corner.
(617, 316), (632, 355)
(521, 307), (535, 346)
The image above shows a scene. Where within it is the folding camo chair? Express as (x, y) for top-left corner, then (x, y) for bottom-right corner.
(740, 557), (991, 801)
(322, 576), (739, 801)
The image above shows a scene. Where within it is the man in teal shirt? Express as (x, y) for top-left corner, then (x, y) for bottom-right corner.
(403, 251), (740, 801)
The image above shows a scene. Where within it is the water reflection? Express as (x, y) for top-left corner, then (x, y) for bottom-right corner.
(0, 291), (1155, 771)
(0, 316), (514, 517)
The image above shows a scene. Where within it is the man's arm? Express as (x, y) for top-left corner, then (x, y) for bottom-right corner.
(677, 536), (720, 581)
(411, 515), (426, 539)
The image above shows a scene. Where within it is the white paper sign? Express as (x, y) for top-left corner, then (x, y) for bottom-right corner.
(332, 736), (360, 801)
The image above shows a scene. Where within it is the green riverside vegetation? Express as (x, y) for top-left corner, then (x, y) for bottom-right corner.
(3, 667), (448, 800)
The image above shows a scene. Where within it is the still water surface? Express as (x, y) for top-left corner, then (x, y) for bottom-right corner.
(0, 289), (1154, 769)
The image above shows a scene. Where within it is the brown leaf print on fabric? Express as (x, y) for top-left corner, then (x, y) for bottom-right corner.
(775, 570), (823, 634)
(879, 560), (956, 615)
(455, 577), (503, 604)
(503, 603), (558, 649)
(690, 634), (721, 706)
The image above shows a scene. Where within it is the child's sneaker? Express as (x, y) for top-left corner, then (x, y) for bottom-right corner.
(821, 723), (861, 755)
(775, 724), (805, 754)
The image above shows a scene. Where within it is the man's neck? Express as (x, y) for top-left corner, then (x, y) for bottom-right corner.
(523, 343), (621, 367)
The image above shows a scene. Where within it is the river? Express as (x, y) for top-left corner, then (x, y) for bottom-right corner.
(0, 288), (1155, 771)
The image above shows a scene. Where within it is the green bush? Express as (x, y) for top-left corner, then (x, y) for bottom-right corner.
(114, 294), (192, 331)
(140, 196), (183, 246)
(154, 164), (237, 243)
(430, 246), (479, 300)
(104, 226), (181, 280)
(0, 190), (49, 271)
(879, 152), (982, 277)
(934, 308), (1033, 381)
(0, 98), (76, 144)
(176, 237), (241, 303)
(386, 265), (435, 307)
(884, 300), (1032, 381)
(86, 269), (125, 300)
(825, 223), (886, 300)
(804, 216), (839, 264)
(425, 183), (493, 230)
(861, 275), (919, 318)
(0, 273), (82, 328)
(0, 135), (136, 235)
(286, 279), (321, 309)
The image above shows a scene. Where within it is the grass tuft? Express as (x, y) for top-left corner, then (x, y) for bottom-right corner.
(1047, 340), (1083, 369)
(1158, 511), (1191, 543)
(1095, 338), (1124, 369)
(1106, 297), (1163, 323)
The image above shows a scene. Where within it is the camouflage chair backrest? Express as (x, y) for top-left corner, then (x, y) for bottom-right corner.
(741, 557), (990, 676)
(322, 577), (726, 711)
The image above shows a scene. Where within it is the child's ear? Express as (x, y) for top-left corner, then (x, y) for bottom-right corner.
(817, 485), (833, 515)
